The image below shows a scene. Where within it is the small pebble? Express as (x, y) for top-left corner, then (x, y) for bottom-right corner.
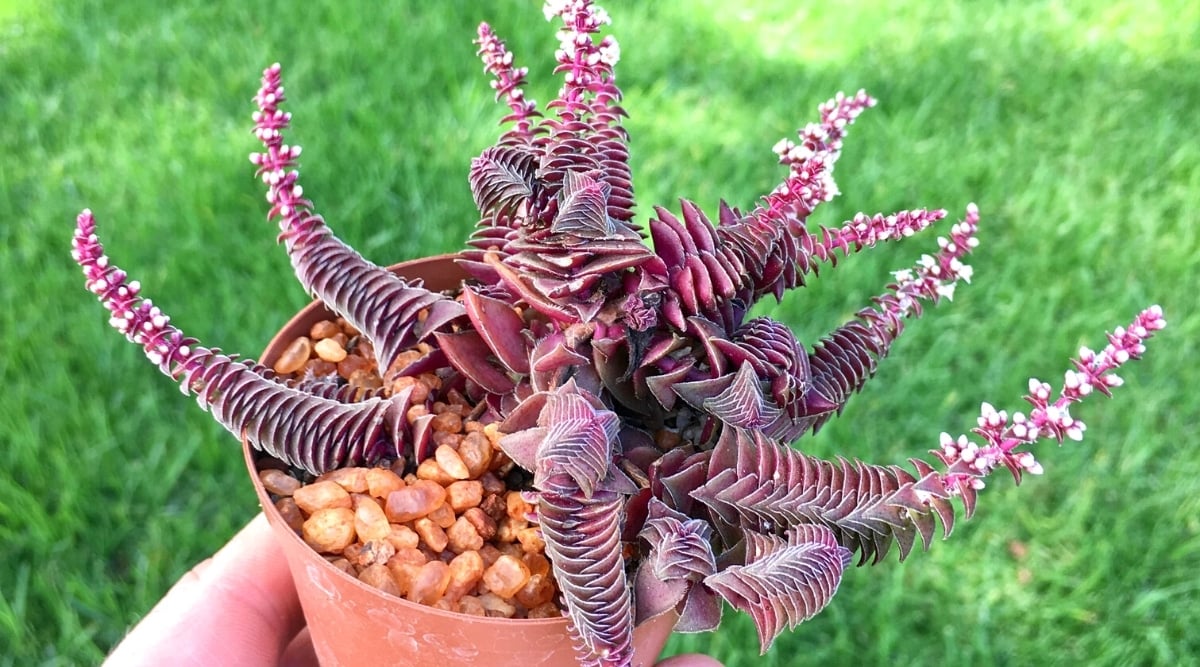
(477, 592), (516, 619)
(408, 560), (451, 606)
(446, 516), (484, 554)
(414, 517), (449, 553)
(358, 563), (402, 596)
(314, 337), (348, 363)
(416, 457), (457, 485)
(260, 468), (301, 496)
(273, 336), (312, 375)
(304, 358), (338, 377)
(302, 508), (356, 554)
(320, 467), (369, 494)
(428, 502), (456, 529)
(435, 445), (470, 480)
(354, 496), (391, 541)
(446, 480), (484, 513)
(365, 467), (404, 501)
(309, 319), (341, 340)
(458, 432), (493, 479)
(274, 497), (305, 533)
(293, 480), (352, 514)
(514, 573), (556, 608)
(516, 526), (546, 554)
(444, 550), (485, 601)
(386, 524), (421, 551)
(482, 554), (530, 599)
(385, 480), (447, 523)
(462, 507), (498, 541)
(458, 595), (487, 617)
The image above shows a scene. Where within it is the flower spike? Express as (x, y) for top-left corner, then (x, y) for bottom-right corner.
(251, 64), (466, 374)
(476, 23), (542, 143)
(934, 304), (1166, 507)
(72, 210), (415, 474)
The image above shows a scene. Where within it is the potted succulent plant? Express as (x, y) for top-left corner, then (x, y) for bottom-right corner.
(72, 1), (1164, 666)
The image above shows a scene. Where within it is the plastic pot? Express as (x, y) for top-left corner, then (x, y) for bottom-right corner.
(246, 254), (677, 666)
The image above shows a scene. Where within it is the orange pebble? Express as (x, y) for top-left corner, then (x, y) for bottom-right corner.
(259, 468), (301, 496)
(309, 319), (341, 340)
(274, 497), (305, 533)
(385, 480), (447, 523)
(354, 496), (391, 542)
(365, 467), (404, 500)
(416, 458), (457, 486)
(358, 563), (400, 596)
(386, 524), (421, 551)
(314, 337), (348, 363)
(446, 481), (484, 513)
(458, 432), (493, 478)
(514, 573), (556, 608)
(527, 601), (561, 619)
(302, 508), (356, 554)
(477, 592), (517, 618)
(462, 507), (497, 541)
(446, 516), (484, 554)
(505, 491), (533, 522)
(407, 560), (451, 606)
(414, 517), (450, 553)
(428, 502), (457, 529)
(458, 595), (487, 616)
(516, 526), (546, 554)
(434, 445), (470, 480)
(319, 467), (369, 494)
(522, 552), (551, 578)
(293, 481), (352, 514)
(482, 554), (530, 599)
(273, 336), (311, 375)
(444, 550), (485, 601)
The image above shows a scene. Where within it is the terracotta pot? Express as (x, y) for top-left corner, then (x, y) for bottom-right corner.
(246, 254), (677, 666)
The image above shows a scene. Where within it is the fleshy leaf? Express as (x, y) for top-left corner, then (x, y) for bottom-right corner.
(635, 499), (717, 623)
(469, 144), (537, 219)
(674, 584), (723, 634)
(541, 487), (633, 667)
(692, 427), (955, 564)
(534, 390), (620, 498)
(462, 285), (531, 375)
(433, 330), (516, 394)
(701, 363), (782, 430)
(552, 170), (617, 239)
(705, 524), (850, 654)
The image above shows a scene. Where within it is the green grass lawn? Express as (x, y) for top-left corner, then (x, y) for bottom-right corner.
(2, 0), (1198, 664)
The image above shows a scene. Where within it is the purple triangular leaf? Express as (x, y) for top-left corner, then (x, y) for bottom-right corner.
(701, 363), (781, 430)
(469, 145), (537, 218)
(462, 286), (531, 375)
(674, 584), (723, 634)
(704, 524), (850, 654)
(433, 330), (516, 394)
(552, 170), (617, 239)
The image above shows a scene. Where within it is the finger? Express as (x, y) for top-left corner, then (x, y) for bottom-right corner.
(655, 654), (725, 667)
(105, 513), (308, 667)
(281, 627), (319, 667)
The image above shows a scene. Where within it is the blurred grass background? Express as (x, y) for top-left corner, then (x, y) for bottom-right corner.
(2, 0), (1197, 664)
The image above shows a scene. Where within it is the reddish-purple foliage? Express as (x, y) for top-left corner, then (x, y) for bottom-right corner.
(74, 2), (1164, 665)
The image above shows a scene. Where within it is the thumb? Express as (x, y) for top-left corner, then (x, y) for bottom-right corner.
(105, 512), (307, 667)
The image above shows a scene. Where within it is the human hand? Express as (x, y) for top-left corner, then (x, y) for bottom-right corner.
(104, 513), (721, 666)
(104, 513), (314, 667)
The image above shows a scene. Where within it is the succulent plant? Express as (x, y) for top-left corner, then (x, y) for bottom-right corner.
(73, 1), (1164, 666)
